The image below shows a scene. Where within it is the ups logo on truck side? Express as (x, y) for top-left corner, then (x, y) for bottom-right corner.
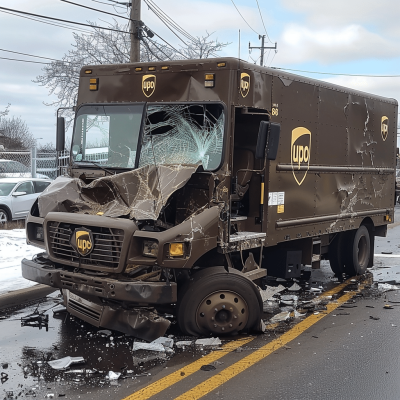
(381, 116), (389, 141)
(71, 228), (94, 257)
(240, 73), (250, 98)
(291, 127), (311, 186)
(142, 74), (156, 97)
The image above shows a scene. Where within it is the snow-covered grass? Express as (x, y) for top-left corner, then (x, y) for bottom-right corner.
(0, 229), (39, 295)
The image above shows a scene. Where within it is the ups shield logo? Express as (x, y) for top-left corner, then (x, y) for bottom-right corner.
(381, 116), (388, 141)
(142, 74), (156, 97)
(71, 228), (94, 257)
(240, 73), (250, 98)
(291, 127), (311, 186)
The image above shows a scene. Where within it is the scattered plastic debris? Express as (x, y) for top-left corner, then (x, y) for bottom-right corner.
(1, 372), (8, 383)
(52, 304), (67, 315)
(372, 266), (400, 284)
(288, 283), (301, 292)
(384, 304), (394, 309)
(378, 283), (400, 292)
(48, 356), (85, 370)
(98, 329), (112, 337)
(152, 337), (174, 349)
(369, 316), (380, 320)
(195, 338), (222, 348)
(132, 342), (166, 352)
(269, 311), (291, 323)
(176, 341), (193, 349)
(107, 371), (121, 380)
(260, 285), (286, 302)
(21, 310), (49, 331)
(200, 364), (216, 371)
(45, 394), (55, 398)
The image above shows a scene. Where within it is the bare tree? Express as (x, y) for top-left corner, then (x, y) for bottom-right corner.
(0, 104), (10, 120)
(34, 21), (228, 126)
(0, 114), (36, 150)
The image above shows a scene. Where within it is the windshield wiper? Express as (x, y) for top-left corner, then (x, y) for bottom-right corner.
(74, 159), (115, 176)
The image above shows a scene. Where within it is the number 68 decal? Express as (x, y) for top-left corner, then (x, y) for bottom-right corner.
(271, 107), (279, 116)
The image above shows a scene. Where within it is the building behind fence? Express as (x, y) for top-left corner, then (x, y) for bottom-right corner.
(0, 148), (70, 180)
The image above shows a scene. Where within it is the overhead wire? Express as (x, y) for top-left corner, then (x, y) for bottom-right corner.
(230, 0), (260, 35)
(0, 48), (70, 63)
(60, 0), (130, 21)
(89, 0), (125, 9)
(0, 56), (50, 65)
(0, 9), (93, 34)
(255, 0), (271, 42)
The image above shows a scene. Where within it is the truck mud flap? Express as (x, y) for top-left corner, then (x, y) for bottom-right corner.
(64, 290), (170, 342)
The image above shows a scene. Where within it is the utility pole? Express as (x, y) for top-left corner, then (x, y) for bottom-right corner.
(249, 35), (277, 67)
(130, 0), (141, 62)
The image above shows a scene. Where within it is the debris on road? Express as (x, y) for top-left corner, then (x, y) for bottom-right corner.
(107, 371), (121, 380)
(195, 338), (222, 348)
(21, 310), (49, 331)
(378, 283), (400, 292)
(175, 341), (193, 349)
(288, 283), (301, 292)
(52, 304), (67, 315)
(372, 266), (400, 284)
(200, 364), (216, 371)
(369, 316), (380, 320)
(48, 356), (85, 370)
(384, 304), (394, 309)
(269, 311), (291, 323)
(260, 285), (286, 302)
(151, 336), (174, 349)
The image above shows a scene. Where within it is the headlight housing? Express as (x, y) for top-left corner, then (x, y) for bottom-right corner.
(143, 240), (158, 258)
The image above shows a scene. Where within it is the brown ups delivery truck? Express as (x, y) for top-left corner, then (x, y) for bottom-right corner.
(22, 58), (397, 340)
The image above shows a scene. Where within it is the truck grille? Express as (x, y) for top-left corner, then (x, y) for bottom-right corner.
(48, 222), (124, 269)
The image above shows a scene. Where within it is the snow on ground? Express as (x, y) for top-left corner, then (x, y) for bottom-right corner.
(0, 229), (40, 295)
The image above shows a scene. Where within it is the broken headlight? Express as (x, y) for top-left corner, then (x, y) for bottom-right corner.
(143, 240), (158, 258)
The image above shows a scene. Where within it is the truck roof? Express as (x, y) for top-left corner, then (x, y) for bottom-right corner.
(80, 57), (397, 106)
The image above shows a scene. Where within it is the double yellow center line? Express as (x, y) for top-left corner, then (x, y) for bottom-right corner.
(123, 278), (363, 400)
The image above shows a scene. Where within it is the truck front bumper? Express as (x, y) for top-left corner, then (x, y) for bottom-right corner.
(21, 257), (177, 305)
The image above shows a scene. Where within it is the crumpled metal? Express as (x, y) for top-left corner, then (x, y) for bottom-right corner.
(38, 164), (199, 221)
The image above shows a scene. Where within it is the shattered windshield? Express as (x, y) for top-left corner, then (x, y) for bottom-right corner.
(71, 104), (144, 168)
(139, 103), (225, 171)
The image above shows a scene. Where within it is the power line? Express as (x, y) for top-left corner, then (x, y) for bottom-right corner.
(255, 0), (271, 42)
(0, 9), (93, 34)
(0, 6), (131, 34)
(230, 0), (260, 36)
(89, 0), (125, 9)
(60, 0), (130, 21)
(0, 56), (50, 65)
(271, 66), (400, 78)
(0, 48), (69, 63)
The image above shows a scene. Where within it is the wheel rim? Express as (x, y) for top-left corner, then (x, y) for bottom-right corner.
(0, 211), (7, 224)
(196, 290), (249, 334)
(357, 235), (369, 267)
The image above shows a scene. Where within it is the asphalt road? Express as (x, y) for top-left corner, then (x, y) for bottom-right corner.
(1, 215), (400, 400)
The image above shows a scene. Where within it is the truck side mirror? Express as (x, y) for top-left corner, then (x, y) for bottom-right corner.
(56, 117), (65, 152)
(255, 121), (269, 160)
(266, 122), (280, 160)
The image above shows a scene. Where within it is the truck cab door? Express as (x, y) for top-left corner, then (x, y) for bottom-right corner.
(11, 181), (36, 219)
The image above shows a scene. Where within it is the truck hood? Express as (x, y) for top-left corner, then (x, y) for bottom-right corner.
(38, 164), (199, 221)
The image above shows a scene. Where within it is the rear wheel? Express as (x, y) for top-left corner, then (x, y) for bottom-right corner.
(345, 225), (371, 276)
(177, 267), (262, 336)
(0, 208), (9, 224)
(328, 232), (347, 277)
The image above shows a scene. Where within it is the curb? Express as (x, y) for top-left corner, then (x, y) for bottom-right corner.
(0, 284), (57, 310)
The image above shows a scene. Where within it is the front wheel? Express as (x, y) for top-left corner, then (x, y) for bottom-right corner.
(0, 208), (9, 224)
(177, 267), (262, 336)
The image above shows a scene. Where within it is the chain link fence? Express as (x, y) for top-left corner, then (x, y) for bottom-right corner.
(0, 148), (70, 180)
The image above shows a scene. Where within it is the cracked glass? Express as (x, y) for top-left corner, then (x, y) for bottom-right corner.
(71, 104), (144, 168)
(139, 104), (225, 171)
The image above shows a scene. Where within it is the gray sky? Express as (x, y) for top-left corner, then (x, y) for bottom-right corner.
(1, 0), (399, 146)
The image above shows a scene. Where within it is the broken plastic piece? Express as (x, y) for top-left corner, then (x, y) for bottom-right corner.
(176, 341), (193, 349)
(48, 356), (85, 370)
(151, 337), (174, 349)
(107, 371), (121, 380)
(195, 338), (222, 348)
(132, 342), (165, 352)
(288, 283), (301, 292)
(269, 311), (291, 323)
(384, 304), (394, 309)
(260, 285), (286, 302)
(378, 283), (400, 292)
(21, 311), (49, 331)
(45, 394), (55, 399)
(200, 364), (216, 371)
(52, 305), (67, 315)
(98, 329), (112, 337)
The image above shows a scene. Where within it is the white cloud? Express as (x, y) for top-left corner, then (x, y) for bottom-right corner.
(275, 23), (399, 64)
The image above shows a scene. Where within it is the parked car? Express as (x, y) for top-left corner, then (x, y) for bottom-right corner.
(0, 178), (52, 223)
(0, 159), (50, 179)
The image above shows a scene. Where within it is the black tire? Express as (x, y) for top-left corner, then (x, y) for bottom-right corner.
(328, 232), (347, 277)
(177, 267), (262, 336)
(345, 225), (371, 276)
(0, 207), (9, 224)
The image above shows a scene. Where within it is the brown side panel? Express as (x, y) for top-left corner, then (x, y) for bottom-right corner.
(266, 77), (319, 244)
(266, 76), (397, 246)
